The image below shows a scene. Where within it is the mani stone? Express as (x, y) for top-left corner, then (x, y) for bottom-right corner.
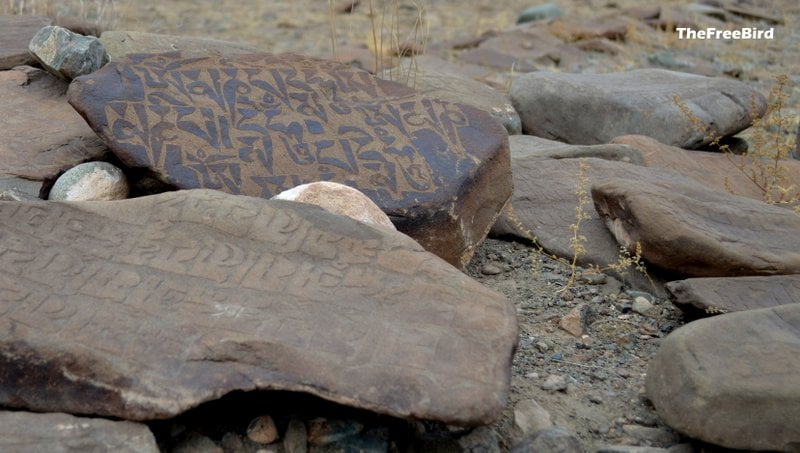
(381, 67), (522, 134)
(0, 189), (517, 425)
(489, 157), (675, 293)
(100, 31), (263, 61)
(48, 161), (129, 201)
(591, 177), (800, 277)
(273, 181), (395, 230)
(0, 15), (52, 69)
(0, 66), (108, 182)
(29, 25), (109, 80)
(510, 135), (644, 164)
(646, 304), (800, 452)
(67, 52), (512, 268)
(612, 134), (800, 202)
(665, 274), (800, 316)
(0, 411), (158, 453)
(510, 69), (767, 148)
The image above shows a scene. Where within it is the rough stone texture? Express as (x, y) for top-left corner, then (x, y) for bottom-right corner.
(67, 52), (512, 268)
(612, 134), (800, 202)
(0, 176), (42, 201)
(381, 67), (522, 134)
(0, 190), (517, 425)
(273, 181), (396, 230)
(0, 66), (108, 181)
(0, 15), (52, 69)
(510, 427), (583, 453)
(646, 304), (800, 452)
(591, 177), (800, 277)
(29, 26), (109, 80)
(511, 69), (767, 148)
(48, 161), (129, 201)
(489, 157), (672, 292)
(665, 274), (800, 316)
(100, 31), (263, 61)
(517, 3), (565, 24)
(0, 411), (158, 453)
(510, 135), (644, 164)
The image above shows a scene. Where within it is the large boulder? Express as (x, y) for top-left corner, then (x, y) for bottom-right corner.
(67, 52), (512, 268)
(646, 304), (800, 452)
(0, 15), (52, 69)
(0, 411), (158, 453)
(489, 157), (673, 292)
(665, 274), (800, 316)
(0, 190), (517, 425)
(0, 65), (107, 186)
(592, 177), (800, 277)
(100, 31), (263, 61)
(612, 134), (800, 202)
(511, 69), (767, 148)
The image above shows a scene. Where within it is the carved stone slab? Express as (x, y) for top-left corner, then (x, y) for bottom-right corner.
(665, 275), (800, 316)
(67, 52), (511, 267)
(612, 135), (800, 202)
(0, 16), (52, 70)
(0, 411), (158, 453)
(646, 304), (800, 451)
(592, 177), (800, 277)
(0, 65), (108, 181)
(0, 190), (517, 425)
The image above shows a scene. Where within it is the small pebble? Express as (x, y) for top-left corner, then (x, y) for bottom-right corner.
(481, 263), (502, 275)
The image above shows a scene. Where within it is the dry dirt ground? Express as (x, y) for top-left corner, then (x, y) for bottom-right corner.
(6, 0), (799, 451)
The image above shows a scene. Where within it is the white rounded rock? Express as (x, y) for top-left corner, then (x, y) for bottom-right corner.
(49, 161), (129, 201)
(272, 181), (396, 230)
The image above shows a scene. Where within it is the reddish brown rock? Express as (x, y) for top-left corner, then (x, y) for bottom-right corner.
(0, 190), (517, 425)
(592, 177), (800, 277)
(0, 65), (107, 181)
(0, 16), (52, 69)
(489, 158), (671, 292)
(67, 52), (511, 268)
(612, 135), (800, 202)
(0, 411), (158, 453)
(646, 304), (800, 451)
(665, 275), (800, 316)
(459, 27), (587, 72)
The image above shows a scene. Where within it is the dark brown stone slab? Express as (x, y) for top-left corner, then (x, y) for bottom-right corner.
(0, 411), (158, 453)
(592, 177), (800, 277)
(646, 304), (800, 451)
(665, 275), (800, 316)
(67, 52), (511, 268)
(0, 16), (52, 70)
(489, 157), (672, 292)
(0, 189), (517, 425)
(0, 65), (108, 181)
(510, 135), (644, 164)
(612, 135), (800, 202)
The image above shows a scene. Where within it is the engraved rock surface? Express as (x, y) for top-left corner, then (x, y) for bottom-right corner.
(0, 65), (108, 181)
(382, 68), (521, 134)
(273, 181), (395, 230)
(511, 69), (767, 148)
(0, 410), (159, 453)
(592, 177), (800, 277)
(665, 275), (800, 316)
(0, 189), (517, 425)
(29, 25), (109, 80)
(67, 52), (512, 267)
(100, 31), (263, 61)
(646, 304), (800, 452)
(510, 135), (644, 164)
(0, 15), (52, 70)
(48, 161), (129, 201)
(612, 134), (800, 202)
